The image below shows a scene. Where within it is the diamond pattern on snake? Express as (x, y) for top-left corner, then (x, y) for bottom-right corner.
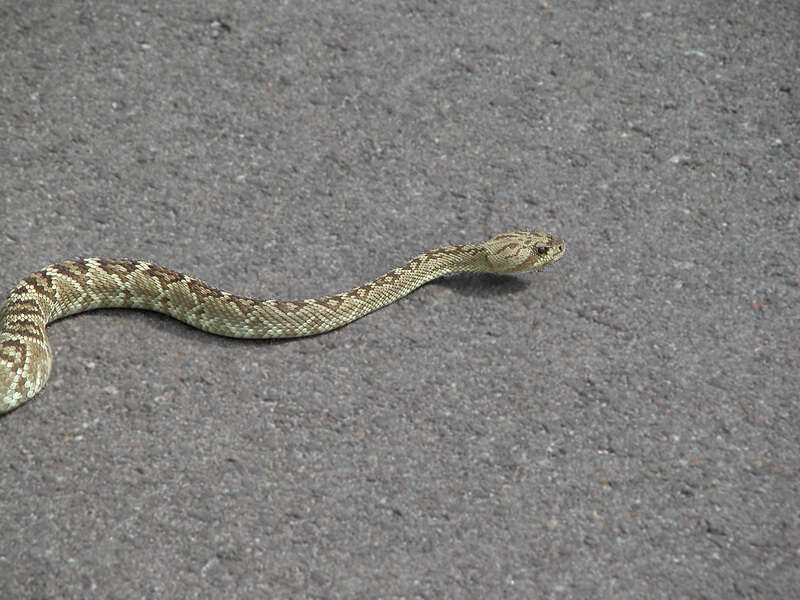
(1, 231), (565, 413)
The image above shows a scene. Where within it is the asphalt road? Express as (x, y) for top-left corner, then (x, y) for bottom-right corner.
(1, 1), (797, 598)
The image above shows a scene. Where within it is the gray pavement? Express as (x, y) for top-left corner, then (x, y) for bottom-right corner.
(1, 1), (798, 598)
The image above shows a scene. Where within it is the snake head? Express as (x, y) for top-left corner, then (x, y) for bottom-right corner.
(484, 231), (565, 274)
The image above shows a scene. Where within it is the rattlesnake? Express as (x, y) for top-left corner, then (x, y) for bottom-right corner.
(0, 231), (565, 413)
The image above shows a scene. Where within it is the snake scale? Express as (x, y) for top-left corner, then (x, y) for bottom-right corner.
(0, 231), (564, 413)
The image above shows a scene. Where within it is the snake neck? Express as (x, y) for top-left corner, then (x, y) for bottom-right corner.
(313, 242), (490, 322)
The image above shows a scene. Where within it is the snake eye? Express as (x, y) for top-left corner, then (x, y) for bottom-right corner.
(537, 246), (548, 255)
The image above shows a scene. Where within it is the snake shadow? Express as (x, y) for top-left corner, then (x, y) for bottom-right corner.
(429, 272), (530, 298)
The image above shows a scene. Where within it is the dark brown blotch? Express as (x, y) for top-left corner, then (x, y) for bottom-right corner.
(228, 296), (256, 315)
(93, 258), (140, 277)
(2, 297), (44, 318)
(21, 274), (57, 303)
(185, 278), (227, 300)
(140, 263), (186, 287)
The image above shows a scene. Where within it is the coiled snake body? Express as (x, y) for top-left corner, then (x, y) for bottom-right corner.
(1, 231), (564, 413)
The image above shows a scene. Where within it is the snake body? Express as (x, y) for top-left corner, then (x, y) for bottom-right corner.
(0, 231), (564, 413)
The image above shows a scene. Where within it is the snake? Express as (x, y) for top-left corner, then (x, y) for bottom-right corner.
(0, 231), (565, 413)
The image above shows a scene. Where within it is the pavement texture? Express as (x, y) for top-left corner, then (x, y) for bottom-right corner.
(1, 1), (798, 598)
